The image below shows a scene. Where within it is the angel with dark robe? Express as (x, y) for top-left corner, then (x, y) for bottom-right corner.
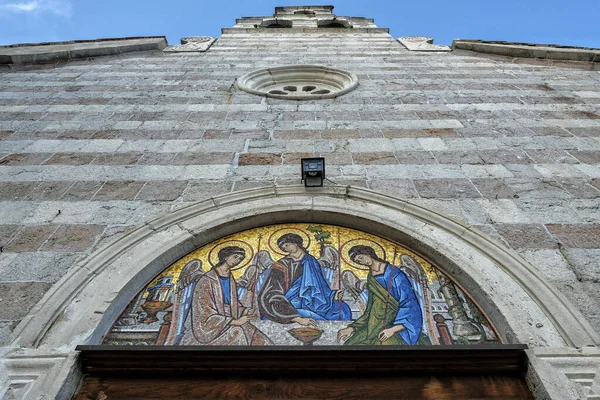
(257, 233), (352, 326)
(236, 249), (274, 310)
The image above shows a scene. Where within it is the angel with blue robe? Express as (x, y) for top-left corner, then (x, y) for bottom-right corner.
(257, 233), (351, 325)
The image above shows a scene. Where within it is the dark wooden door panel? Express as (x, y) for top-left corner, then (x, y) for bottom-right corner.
(75, 375), (533, 400)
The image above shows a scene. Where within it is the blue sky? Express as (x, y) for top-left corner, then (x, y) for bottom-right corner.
(0, 0), (599, 48)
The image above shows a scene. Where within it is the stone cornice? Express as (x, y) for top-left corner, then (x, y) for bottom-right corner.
(453, 39), (600, 63)
(0, 37), (168, 65)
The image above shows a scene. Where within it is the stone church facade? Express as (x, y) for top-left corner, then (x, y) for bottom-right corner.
(0, 5), (599, 399)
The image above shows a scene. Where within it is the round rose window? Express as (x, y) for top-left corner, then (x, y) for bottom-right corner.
(236, 65), (358, 100)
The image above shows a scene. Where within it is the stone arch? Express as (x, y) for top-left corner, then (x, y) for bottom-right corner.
(10, 185), (598, 350)
(258, 18), (293, 28)
(317, 19), (352, 29)
(5, 186), (599, 398)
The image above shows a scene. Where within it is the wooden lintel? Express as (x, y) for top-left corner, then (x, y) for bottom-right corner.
(76, 344), (528, 376)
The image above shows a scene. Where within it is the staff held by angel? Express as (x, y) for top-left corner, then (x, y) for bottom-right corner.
(165, 246), (271, 346)
(337, 244), (430, 345)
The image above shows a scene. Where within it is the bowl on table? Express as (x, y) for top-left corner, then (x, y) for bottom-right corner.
(287, 327), (324, 346)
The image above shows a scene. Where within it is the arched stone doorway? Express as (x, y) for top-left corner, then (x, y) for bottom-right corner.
(3, 186), (599, 399)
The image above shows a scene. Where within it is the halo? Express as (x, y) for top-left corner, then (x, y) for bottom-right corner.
(207, 240), (254, 271)
(268, 227), (312, 256)
(340, 238), (387, 271)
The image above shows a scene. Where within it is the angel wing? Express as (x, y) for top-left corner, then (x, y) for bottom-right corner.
(318, 245), (341, 289)
(164, 259), (204, 345)
(178, 259), (205, 289)
(341, 269), (368, 313)
(399, 254), (439, 344)
(236, 250), (274, 308)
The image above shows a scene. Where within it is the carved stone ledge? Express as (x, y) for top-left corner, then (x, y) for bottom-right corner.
(529, 347), (600, 399)
(398, 36), (451, 52)
(1, 350), (77, 400)
(163, 36), (216, 53)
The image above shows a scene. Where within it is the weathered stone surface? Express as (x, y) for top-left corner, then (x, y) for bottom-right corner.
(173, 152), (235, 165)
(25, 181), (73, 200)
(0, 252), (81, 282)
(44, 153), (97, 165)
(0, 37), (167, 65)
(546, 224), (600, 248)
(518, 249), (578, 283)
(477, 199), (533, 224)
(433, 151), (483, 164)
(554, 281), (600, 338)
(516, 198), (583, 224)
(506, 178), (571, 199)
(163, 36), (216, 53)
(88, 201), (141, 225)
(0, 182), (38, 200)
(0, 282), (52, 320)
(233, 180), (274, 191)
(368, 179), (419, 198)
(352, 152), (397, 164)
(525, 150), (579, 164)
(3, 225), (57, 252)
(471, 178), (517, 199)
(91, 153), (141, 165)
(413, 179), (481, 198)
(562, 248), (600, 283)
(61, 181), (104, 201)
(0, 201), (38, 224)
(556, 178), (600, 199)
(452, 39), (600, 62)
(0, 225), (20, 248)
(495, 224), (558, 249)
(137, 153), (176, 165)
(0, 320), (17, 346)
(398, 37), (451, 52)
(478, 149), (534, 164)
(322, 129), (361, 139)
(0, 153), (52, 165)
(238, 153), (282, 166)
(568, 199), (600, 223)
(282, 152), (318, 165)
(181, 181), (233, 202)
(135, 181), (188, 201)
(41, 224), (105, 252)
(395, 151), (437, 164)
(92, 181), (144, 201)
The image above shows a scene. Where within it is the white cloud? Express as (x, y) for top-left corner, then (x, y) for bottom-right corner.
(0, 0), (73, 17)
(5, 1), (37, 11)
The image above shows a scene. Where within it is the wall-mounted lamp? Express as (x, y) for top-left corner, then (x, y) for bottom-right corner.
(301, 157), (325, 187)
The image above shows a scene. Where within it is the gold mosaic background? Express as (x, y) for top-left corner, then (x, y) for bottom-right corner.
(146, 223), (439, 291)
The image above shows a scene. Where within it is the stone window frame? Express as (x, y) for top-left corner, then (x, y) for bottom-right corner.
(235, 65), (359, 100)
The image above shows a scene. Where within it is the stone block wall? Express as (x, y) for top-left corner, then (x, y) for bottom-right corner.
(0, 29), (599, 346)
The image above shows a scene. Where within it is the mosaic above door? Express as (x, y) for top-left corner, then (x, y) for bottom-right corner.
(104, 224), (500, 346)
